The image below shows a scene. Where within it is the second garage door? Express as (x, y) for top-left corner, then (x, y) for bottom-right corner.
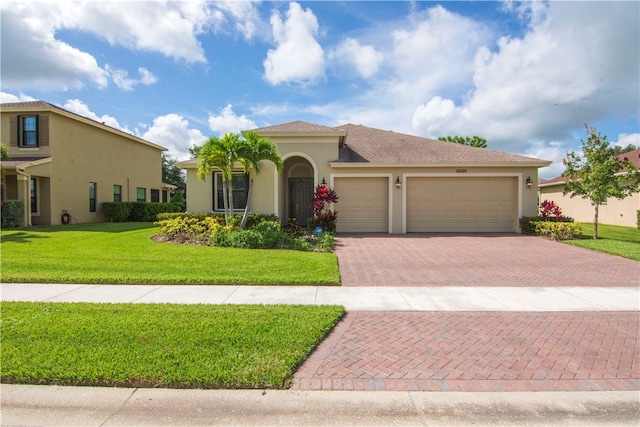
(334, 177), (389, 232)
(407, 177), (517, 232)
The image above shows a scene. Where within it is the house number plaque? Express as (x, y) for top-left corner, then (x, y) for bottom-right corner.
(456, 169), (467, 173)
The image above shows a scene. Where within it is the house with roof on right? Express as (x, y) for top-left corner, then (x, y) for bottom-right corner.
(180, 121), (552, 234)
(539, 148), (640, 228)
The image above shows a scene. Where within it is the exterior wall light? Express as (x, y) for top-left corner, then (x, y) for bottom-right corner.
(395, 176), (402, 189)
(321, 177), (326, 186)
(526, 176), (532, 189)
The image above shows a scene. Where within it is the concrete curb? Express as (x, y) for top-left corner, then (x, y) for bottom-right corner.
(2, 384), (639, 426)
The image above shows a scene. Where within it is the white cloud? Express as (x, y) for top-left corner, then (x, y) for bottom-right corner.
(208, 105), (258, 135)
(612, 133), (640, 149)
(0, 0), (226, 92)
(0, 2), (108, 91)
(263, 2), (325, 85)
(216, 1), (264, 40)
(62, 99), (130, 131)
(410, 1), (639, 156)
(329, 38), (383, 79)
(0, 92), (37, 103)
(56, 1), (215, 63)
(141, 114), (206, 160)
(523, 140), (567, 179)
(106, 66), (158, 91)
(312, 4), (492, 134)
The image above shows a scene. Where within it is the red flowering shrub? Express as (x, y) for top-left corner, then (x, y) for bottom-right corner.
(310, 184), (339, 232)
(539, 200), (565, 221)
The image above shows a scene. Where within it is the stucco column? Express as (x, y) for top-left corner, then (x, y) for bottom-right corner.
(15, 172), (31, 227)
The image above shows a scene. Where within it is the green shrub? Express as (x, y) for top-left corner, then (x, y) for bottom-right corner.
(102, 202), (179, 222)
(519, 215), (574, 235)
(308, 211), (338, 233)
(228, 228), (263, 248)
(154, 213), (334, 252)
(315, 232), (336, 252)
(534, 221), (583, 241)
(101, 202), (132, 222)
(1, 200), (23, 228)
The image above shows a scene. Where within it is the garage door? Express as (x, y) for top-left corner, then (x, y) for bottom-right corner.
(334, 177), (389, 232)
(407, 177), (516, 232)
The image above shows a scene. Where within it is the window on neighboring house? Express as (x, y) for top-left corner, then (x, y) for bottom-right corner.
(30, 177), (38, 213)
(136, 187), (146, 202)
(89, 182), (97, 212)
(150, 189), (160, 203)
(21, 116), (38, 147)
(113, 185), (122, 202)
(214, 172), (248, 211)
(162, 190), (168, 203)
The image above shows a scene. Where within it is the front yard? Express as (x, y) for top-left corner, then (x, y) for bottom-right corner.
(565, 223), (640, 261)
(1, 302), (344, 389)
(0, 222), (340, 285)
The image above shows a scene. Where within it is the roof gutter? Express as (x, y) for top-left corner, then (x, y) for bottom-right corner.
(329, 161), (552, 168)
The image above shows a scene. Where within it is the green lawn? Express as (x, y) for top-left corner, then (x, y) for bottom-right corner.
(0, 222), (340, 285)
(1, 302), (344, 389)
(564, 223), (640, 261)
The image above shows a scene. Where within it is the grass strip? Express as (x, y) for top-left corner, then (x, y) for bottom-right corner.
(564, 223), (640, 261)
(0, 223), (340, 285)
(1, 301), (345, 389)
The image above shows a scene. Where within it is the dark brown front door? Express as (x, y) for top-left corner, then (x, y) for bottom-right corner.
(289, 178), (314, 227)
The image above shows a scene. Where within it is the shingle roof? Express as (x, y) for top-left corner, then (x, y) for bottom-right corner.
(336, 124), (550, 165)
(1, 100), (53, 109)
(0, 156), (52, 169)
(248, 120), (346, 136)
(620, 147), (640, 168)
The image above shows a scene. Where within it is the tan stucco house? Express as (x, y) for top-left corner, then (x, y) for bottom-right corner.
(1, 101), (170, 226)
(179, 121), (551, 234)
(539, 148), (640, 228)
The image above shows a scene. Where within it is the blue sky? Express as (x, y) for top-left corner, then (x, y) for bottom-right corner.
(2, 0), (638, 178)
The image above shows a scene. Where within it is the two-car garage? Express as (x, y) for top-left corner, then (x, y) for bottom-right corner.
(334, 175), (518, 233)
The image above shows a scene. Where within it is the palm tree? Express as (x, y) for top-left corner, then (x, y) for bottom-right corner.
(197, 133), (243, 223)
(238, 132), (283, 229)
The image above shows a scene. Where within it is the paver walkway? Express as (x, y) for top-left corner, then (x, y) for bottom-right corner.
(335, 233), (640, 287)
(292, 311), (640, 392)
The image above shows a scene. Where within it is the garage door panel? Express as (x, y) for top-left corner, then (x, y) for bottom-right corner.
(407, 177), (516, 233)
(335, 177), (388, 233)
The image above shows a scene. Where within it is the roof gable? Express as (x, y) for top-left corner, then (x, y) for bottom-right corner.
(1, 100), (166, 151)
(249, 120), (346, 136)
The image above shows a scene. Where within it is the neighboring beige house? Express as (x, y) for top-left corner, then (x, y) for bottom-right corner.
(1, 101), (170, 226)
(539, 148), (640, 228)
(179, 121), (550, 233)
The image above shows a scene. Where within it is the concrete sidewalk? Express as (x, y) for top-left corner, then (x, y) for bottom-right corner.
(2, 384), (639, 426)
(2, 283), (639, 311)
(2, 283), (639, 425)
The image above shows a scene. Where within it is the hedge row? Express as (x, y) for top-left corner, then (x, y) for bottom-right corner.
(156, 212), (279, 229)
(519, 216), (580, 240)
(101, 202), (181, 222)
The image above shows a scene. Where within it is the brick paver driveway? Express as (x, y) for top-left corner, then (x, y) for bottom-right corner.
(336, 233), (640, 286)
(292, 311), (639, 391)
(291, 233), (640, 392)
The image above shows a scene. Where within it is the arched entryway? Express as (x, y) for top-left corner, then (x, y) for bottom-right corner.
(282, 155), (317, 227)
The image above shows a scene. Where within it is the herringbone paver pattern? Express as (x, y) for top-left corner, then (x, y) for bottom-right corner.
(291, 311), (640, 391)
(336, 234), (640, 286)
